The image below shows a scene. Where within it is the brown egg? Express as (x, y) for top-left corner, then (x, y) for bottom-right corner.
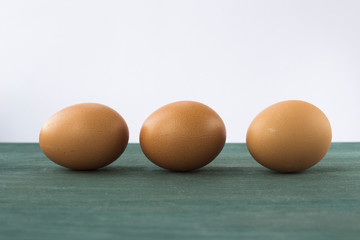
(140, 101), (226, 172)
(246, 100), (332, 173)
(39, 103), (129, 170)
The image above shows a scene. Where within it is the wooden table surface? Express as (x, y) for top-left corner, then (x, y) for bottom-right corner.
(0, 143), (359, 240)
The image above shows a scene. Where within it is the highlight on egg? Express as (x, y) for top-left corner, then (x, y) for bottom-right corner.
(39, 103), (129, 170)
(140, 101), (226, 172)
(246, 100), (332, 173)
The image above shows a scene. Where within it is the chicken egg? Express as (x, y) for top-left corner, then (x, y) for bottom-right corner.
(39, 103), (129, 170)
(140, 101), (226, 172)
(246, 100), (332, 173)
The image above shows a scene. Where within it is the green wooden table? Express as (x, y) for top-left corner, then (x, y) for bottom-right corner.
(0, 143), (359, 239)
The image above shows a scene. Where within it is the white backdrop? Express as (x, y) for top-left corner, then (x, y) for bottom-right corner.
(1, 0), (359, 143)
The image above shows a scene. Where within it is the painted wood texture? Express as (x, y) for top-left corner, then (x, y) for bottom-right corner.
(0, 143), (359, 239)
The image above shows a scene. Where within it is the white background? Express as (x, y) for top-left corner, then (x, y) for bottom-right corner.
(0, 0), (359, 143)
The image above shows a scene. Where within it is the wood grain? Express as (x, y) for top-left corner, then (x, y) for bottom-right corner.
(0, 143), (359, 239)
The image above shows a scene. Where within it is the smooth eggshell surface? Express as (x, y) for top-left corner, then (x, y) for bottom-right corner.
(246, 100), (332, 173)
(140, 101), (226, 172)
(39, 103), (129, 170)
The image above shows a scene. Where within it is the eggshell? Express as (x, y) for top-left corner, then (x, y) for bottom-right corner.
(246, 100), (332, 173)
(140, 101), (226, 172)
(39, 103), (129, 170)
